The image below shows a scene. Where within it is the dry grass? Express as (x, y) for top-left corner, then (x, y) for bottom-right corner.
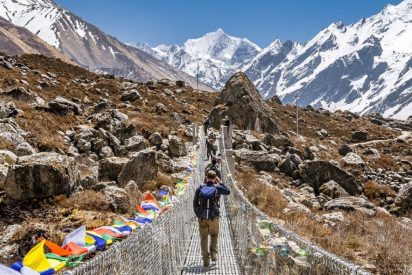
(143, 173), (175, 191)
(364, 180), (396, 202)
(236, 169), (412, 274)
(58, 190), (110, 212)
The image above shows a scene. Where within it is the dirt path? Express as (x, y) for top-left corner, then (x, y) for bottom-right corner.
(351, 131), (411, 147)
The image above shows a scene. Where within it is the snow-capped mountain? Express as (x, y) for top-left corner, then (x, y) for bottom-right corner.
(0, 0), (212, 90)
(0, 15), (70, 60)
(132, 29), (261, 89)
(136, 0), (412, 119)
(245, 0), (412, 119)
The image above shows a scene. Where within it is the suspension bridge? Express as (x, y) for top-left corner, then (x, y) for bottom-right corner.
(64, 126), (370, 275)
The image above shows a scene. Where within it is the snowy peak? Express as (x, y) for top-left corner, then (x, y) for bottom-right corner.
(182, 28), (261, 63)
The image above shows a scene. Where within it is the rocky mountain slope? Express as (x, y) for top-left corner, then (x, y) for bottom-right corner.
(208, 73), (412, 274)
(138, 0), (412, 119)
(131, 29), (261, 90)
(0, 16), (70, 61)
(0, 52), (215, 264)
(0, 0), (212, 90)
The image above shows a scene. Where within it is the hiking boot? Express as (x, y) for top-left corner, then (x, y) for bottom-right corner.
(211, 254), (217, 262)
(203, 261), (210, 268)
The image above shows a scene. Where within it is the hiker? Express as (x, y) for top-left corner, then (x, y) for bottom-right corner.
(205, 158), (221, 179)
(222, 115), (231, 127)
(193, 170), (230, 267)
(206, 137), (215, 161)
(203, 118), (211, 135)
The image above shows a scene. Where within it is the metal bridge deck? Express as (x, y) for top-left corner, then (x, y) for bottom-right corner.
(182, 199), (241, 275)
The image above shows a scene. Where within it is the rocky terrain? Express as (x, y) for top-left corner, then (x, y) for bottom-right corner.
(0, 51), (411, 273)
(0, 53), (215, 264)
(207, 72), (412, 274)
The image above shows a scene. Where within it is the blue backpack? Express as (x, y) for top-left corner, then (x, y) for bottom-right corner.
(198, 184), (219, 219)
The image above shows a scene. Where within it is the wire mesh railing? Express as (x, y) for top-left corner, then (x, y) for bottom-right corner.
(219, 127), (371, 275)
(63, 129), (206, 275)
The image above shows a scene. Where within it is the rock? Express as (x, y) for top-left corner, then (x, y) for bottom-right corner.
(48, 96), (82, 115)
(4, 153), (79, 200)
(362, 147), (380, 157)
(103, 186), (131, 213)
(319, 180), (349, 199)
(321, 212), (345, 225)
(0, 150), (18, 165)
(149, 132), (163, 147)
(342, 152), (364, 166)
(263, 134), (293, 147)
(121, 89), (140, 102)
(234, 148), (280, 172)
(299, 160), (360, 195)
(168, 136), (188, 158)
(15, 142), (35, 156)
(268, 95), (282, 105)
(80, 174), (98, 189)
(99, 146), (114, 158)
(319, 129), (328, 137)
(0, 101), (18, 119)
(155, 103), (167, 114)
(279, 158), (297, 175)
(395, 182), (412, 211)
(113, 123), (137, 142)
(324, 197), (377, 216)
(209, 72), (279, 134)
(124, 180), (142, 207)
(176, 80), (186, 87)
(0, 164), (8, 190)
(338, 144), (353, 156)
(117, 149), (158, 188)
(98, 157), (129, 182)
(3, 87), (38, 102)
(76, 139), (92, 154)
(92, 109), (129, 133)
(124, 135), (148, 152)
(245, 134), (262, 150)
(352, 131), (368, 142)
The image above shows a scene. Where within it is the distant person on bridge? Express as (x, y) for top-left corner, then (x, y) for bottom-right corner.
(222, 115), (231, 127)
(205, 158), (221, 179)
(205, 135), (217, 161)
(203, 118), (211, 135)
(193, 170), (230, 267)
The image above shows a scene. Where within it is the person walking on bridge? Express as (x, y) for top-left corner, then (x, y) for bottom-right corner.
(193, 170), (230, 267)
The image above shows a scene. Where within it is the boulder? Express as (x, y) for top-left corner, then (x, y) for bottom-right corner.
(117, 149), (158, 188)
(168, 136), (188, 158)
(4, 153), (79, 200)
(98, 157), (128, 182)
(263, 134), (293, 148)
(395, 182), (412, 211)
(299, 160), (360, 195)
(103, 186), (131, 213)
(319, 180), (349, 199)
(0, 164), (8, 190)
(352, 131), (368, 142)
(279, 158), (297, 175)
(245, 134), (262, 150)
(92, 109), (129, 133)
(121, 89), (140, 102)
(209, 72), (279, 134)
(155, 103), (167, 114)
(0, 101), (18, 119)
(362, 147), (380, 157)
(149, 132), (163, 147)
(234, 148), (280, 172)
(342, 152), (364, 166)
(125, 180), (143, 207)
(48, 96), (82, 115)
(338, 144), (353, 156)
(0, 150), (18, 165)
(15, 142), (35, 156)
(124, 135), (148, 152)
(324, 197), (377, 216)
(99, 146), (114, 159)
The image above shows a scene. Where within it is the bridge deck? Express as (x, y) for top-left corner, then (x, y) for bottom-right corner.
(182, 199), (241, 275)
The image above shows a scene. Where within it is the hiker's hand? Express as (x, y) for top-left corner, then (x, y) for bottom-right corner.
(215, 177), (222, 184)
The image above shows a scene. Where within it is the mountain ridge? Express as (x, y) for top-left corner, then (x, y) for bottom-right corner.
(0, 0), (213, 91)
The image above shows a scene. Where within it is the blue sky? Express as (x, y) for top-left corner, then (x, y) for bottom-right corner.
(55, 0), (402, 47)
